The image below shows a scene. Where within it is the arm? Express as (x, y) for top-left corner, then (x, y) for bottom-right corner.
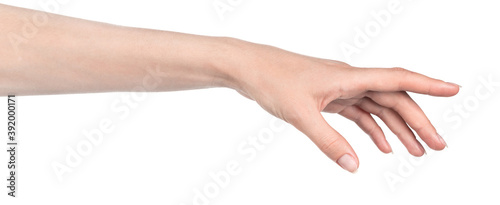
(0, 4), (230, 95)
(0, 4), (460, 173)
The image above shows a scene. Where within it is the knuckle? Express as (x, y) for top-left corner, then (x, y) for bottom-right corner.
(389, 92), (407, 109)
(353, 111), (364, 122)
(324, 59), (351, 67)
(412, 124), (426, 133)
(319, 137), (341, 154)
(366, 123), (379, 136)
(391, 67), (408, 72)
(373, 106), (387, 116)
(393, 130), (408, 139)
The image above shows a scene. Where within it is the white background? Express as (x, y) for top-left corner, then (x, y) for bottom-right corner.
(1, 0), (499, 204)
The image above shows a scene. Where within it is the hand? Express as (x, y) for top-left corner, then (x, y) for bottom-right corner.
(0, 4), (459, 174)
(218, 38), (460, 173)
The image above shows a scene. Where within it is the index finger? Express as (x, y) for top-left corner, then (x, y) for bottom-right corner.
(354, 67), (460, 96)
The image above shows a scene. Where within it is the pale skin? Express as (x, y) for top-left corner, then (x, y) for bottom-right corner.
(0, 4), (459, 173)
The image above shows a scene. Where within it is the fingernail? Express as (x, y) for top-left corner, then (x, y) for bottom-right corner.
(417, 143), (426, 155)
(447, 82), (462, 88)
(437, 134), (448, 148)
(337, 154), (358, 173)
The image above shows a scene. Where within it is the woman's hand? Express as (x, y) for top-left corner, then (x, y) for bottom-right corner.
(0, 4), (459, 173)
(217, 38), (459, 173)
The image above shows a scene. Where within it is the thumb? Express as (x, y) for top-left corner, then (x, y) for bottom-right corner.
(291, 110), (359, 173)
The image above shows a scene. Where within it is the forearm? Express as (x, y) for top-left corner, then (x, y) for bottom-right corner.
(0, 4), (231, 96)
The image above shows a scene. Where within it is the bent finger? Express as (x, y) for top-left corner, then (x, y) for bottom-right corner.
(357, 98), (426, 156)
(366, 91), (446, 150)
(338, 106), (392, 153)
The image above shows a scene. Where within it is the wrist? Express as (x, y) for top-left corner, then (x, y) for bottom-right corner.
(208, 37), (250, 90)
